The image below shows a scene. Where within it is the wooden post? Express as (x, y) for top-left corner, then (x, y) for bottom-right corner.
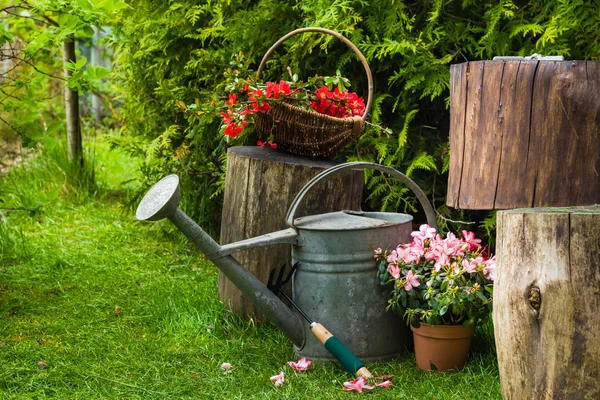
(494, 206), (600, 399)
(447, 60), (600, 209)
(218, 146), (364, 320)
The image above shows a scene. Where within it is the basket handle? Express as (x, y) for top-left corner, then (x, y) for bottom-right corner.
(285, 162), (438, 231)
(256, 27), (374, 123)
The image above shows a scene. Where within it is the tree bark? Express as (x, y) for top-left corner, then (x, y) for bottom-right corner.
(62, 38), (82, 168)
(447, 60), (600, 210)
(494, 206), (600, 399)
(218, 146), (364, 320)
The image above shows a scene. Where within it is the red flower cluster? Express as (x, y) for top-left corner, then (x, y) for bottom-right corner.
(310, 87), (365, 118)
(221, 107), (247, 138)
(266, 81), (292, 99)
(220, 80), (365, 144)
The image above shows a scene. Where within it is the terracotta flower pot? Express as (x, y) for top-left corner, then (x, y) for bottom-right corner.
(411, 323), (475, 371)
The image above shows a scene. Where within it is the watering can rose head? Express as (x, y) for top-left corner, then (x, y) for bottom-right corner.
(374, 225), (494, 328)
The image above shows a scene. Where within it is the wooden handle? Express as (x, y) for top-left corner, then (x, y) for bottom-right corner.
(356, 366), (372, 378)
(256, 27), (373, 122)
(310, 322), (333, 344)
(312, 322), (372, 377)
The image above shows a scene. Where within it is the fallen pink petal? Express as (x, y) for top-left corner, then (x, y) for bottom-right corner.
(343, 377), (374, 393)
(270, 370), (285, 387)
(286, 357), (311, 371)
(376, 380), (392, 388)
(220, 362), (233, 370)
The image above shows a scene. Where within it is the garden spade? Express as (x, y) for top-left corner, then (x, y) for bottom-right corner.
(268, 262), (372, 378)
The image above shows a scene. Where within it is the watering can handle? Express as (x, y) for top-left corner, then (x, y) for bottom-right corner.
(285, 162), (438, 231)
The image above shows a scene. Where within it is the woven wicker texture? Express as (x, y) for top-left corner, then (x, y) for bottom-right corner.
(255, 27), (373, 158)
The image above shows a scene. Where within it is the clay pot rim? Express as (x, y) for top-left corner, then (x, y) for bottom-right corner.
(411, 323), (475, 339)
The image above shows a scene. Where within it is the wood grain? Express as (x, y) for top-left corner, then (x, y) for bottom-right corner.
(218, 146), (363, 320)
(494, 206), (600, 399)
(447, 63), (468, 208)
(447, 60), (600, 209)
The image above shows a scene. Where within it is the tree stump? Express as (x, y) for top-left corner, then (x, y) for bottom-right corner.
(447, 60), (600, 209)
(494, 206), (600, 399)
(218, 146), (363, 320)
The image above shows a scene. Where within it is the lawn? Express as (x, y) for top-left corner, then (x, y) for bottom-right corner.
(0, 139), (501, 399)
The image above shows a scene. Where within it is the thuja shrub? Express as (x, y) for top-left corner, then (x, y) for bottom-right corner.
(110, 0), (600, 237)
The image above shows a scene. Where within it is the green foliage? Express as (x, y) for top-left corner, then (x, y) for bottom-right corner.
(0, 0), (125, 146)
(112, 0), (600, 237)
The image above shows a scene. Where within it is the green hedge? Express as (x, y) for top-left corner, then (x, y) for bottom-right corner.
(110, 0), (599, 238)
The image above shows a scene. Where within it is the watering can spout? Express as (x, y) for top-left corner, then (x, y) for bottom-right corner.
(136, 175), (305, 347)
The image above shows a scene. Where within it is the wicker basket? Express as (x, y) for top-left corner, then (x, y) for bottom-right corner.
(254, 27), (373, 158)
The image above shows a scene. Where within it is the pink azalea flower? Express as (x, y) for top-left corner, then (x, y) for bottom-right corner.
(397, 245), (418, 264)
(220, 362), (233, 370)
(286, 357), (311, 371)
(404, 270), (420, 291)
(373, 247), (383, 259)
(444, 233), (464, 257)
(376, 380), (393, 388)
(462, 230), (482, 250)
(386, 249), (399, 264)
(270, 371), (285, 387)
(434, 252), (450, 271)
(425, 245), (438, 261)
(483, 256), (496, 280)
(409, 238), (425, 262)
(388, 264), (401, 280)
(462, 258), (477, 274)
(343, 377), (375, 393)
(411, 224), (437, 241)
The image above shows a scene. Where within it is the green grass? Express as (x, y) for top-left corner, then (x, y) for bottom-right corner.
(0, 138), (502, 399)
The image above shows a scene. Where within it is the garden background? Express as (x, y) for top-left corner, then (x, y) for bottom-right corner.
(1, 0), (598, 398)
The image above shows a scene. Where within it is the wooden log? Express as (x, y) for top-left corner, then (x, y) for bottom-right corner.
(494, 206), (600, 399)
(447, 60), (600, 210)
(218, 146), (364, 320)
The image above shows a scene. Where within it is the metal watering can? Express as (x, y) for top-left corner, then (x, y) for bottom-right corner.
(136, 162), (437, 366)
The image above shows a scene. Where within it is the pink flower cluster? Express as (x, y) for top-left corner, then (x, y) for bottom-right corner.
(385, 225), (495, 282)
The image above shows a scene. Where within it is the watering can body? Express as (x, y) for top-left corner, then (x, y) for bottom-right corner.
(292, 211), (413, 361)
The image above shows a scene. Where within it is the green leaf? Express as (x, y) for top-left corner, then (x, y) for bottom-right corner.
(0, 26), (14, 45)
(21, 135), (39, 148)
(408, 297), (419, 309)
(46, 121), (63, 135)
(439, 305), (448, 315)
(81, 25), (95, 38)
(75, 57), (87, 70)
(411, 318), (421, 329)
